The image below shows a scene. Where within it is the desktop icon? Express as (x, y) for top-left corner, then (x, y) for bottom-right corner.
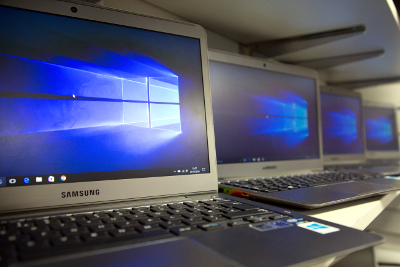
(60, 175), (66, 181)
(36, 177), (42, 183)
(9, 178), (16, 184)
(23, 177), (29, 184)
(0, 177), (5, 187)
(48, 176), (55, 182)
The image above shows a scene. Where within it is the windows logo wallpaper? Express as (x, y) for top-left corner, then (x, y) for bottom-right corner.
(364, 106), (399, 151)
(210, 61), (319, 164)
(320, 93), (363, 155)
(0, 7), (208, 179)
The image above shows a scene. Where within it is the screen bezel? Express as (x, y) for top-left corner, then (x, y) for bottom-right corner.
(0, 0), (217, 213)
(208, 49), (323, 178)
(320, 86), (367, 165)
(363, 101), (400, 160)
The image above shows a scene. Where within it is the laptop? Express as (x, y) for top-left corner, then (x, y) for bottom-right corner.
(209, 49), (399, 209)
(321, 89), (400, 176)
(320, 87), (368, 170)
(362, 102), (400, 175)
(0, 1), (386, 266)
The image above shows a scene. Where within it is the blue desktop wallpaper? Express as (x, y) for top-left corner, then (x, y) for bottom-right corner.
(210, 61), (319, 164)
(320, 93), (363, 155)
(363, 106), (399, 151)
(0, 7), (209, 180)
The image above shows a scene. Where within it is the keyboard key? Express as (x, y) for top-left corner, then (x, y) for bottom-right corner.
(161, 215), (184, 221)
(125, 214), (149, 220)
(81, 232), (110, 242)
(269, 214), (289, 220)
(222, 203), (259, 211)
(135, 224), (162, 233)
(198, 223), (223, 231)
(170, 226), (202, 236)
(203, 215), (227, 222)
(109, 227), (138, 237)
(89, 224), (115, 232)
(245, 215), (270, 223)
(139, 218), (162, 225)
(223, 209), (271, 220)
(227, 220), (249, 227)
(114, 221), (140, 229)
(182, 218), (207, 225)
(61, 227), (90, 236)
(50, 236), (82, 247)
(159, 221), (185, 229)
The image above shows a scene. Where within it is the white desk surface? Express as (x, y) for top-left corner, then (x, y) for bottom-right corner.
(302, 190), (400, 230)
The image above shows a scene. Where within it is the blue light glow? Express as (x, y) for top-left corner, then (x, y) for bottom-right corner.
(150, 104), (181, 132)
(1, 52), (181, 136)
(249, 92), (309, 146)
(365, 116), (393, 143)
(324, 108), (357, 144)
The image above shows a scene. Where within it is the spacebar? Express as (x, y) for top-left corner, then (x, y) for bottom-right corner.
(223, 209), (271, 219)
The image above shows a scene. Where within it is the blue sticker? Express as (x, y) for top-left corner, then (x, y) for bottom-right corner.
(298, 222), (340, 234)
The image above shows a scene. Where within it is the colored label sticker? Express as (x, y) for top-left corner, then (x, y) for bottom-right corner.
(250, 221), (293, 232)
(385, 176), (400, 180)
(297, 222), (340, 234)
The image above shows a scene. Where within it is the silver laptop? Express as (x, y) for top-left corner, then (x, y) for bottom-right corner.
(362, 102), (400, 174)
(321, 89), (400, 176)
(320, 87), (368, 170)
(0, 1), (387, 266)
(209, 49), (398, 209)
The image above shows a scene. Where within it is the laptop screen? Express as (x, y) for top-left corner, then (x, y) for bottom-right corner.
(0, 5), (210, 189)
(210, 60), (319, 165)
(320, 92), (364, 155)
(363, 106), (399, 152)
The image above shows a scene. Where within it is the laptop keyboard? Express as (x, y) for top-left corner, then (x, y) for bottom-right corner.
(0, 198), (294, 266)
(325, 160), (400, 171)
(219, 171), (384, 193)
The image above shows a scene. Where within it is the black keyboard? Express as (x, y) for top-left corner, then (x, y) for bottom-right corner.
(325, 160), (400, 172)
(219, 171), (384, 193)
(324, 164), (369, 171)
(0, 198), (294, 266)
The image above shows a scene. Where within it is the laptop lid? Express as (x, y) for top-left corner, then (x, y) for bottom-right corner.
(0, 0), (217, 213)
(209, 50), (322, 179)
(363, 101), (400, 159)
(320, 86), (366, 165)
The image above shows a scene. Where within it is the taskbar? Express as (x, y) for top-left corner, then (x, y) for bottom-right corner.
(0, 166), (209, 188)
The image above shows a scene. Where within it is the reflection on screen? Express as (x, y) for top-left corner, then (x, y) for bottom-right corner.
(320, 93), (363, 155)
(0, 6), (209, 187)
(210, 61), (319, 164)
(364, 106), (399, 151)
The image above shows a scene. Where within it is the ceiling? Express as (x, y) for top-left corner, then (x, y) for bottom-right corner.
(143, 0), (400, 87)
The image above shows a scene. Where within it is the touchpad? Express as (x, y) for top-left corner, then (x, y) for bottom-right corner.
(32, 239), (239, 267)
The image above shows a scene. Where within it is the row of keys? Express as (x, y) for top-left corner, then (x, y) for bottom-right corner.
(0, 198), (292, 266)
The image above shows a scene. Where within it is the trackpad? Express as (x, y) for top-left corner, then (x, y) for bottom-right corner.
(32, 239), (238, 267)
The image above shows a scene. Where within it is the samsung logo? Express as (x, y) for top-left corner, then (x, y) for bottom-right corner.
(62, 189), (100, 198)
(263, 165), (277, 170)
